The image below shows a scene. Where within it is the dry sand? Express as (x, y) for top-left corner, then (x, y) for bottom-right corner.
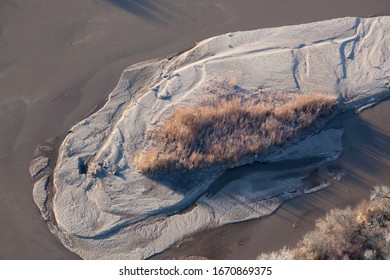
(50, 14), (389, 259)
(1, 0), (389, 259)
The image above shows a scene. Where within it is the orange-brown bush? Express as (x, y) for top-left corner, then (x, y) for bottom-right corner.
(258, 185), (390, 260)
(135, 93), (336, 173)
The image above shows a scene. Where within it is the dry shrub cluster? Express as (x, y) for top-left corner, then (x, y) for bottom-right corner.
(258, 185), (390, 260)
(135, 93), (336, 173)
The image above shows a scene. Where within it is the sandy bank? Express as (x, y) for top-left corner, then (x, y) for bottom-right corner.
(37, 16), (390, 259)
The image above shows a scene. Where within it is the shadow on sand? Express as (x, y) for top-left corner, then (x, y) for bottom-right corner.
(105, 0), (170, 24)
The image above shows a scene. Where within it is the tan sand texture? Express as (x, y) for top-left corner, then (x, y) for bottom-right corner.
(49, 15), (389, 259)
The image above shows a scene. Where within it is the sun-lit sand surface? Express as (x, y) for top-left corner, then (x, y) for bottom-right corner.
(1, 0), (389, 259)
(44, 15), (389, 259)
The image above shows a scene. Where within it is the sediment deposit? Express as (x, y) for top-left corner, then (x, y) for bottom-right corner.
(34, 16), (390, 259)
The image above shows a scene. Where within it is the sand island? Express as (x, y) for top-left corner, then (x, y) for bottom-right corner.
(30, 16), (390, 259)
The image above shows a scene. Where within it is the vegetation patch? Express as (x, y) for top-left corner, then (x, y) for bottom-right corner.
(135, 92), (336, 173)
(258, 185), (390, 260)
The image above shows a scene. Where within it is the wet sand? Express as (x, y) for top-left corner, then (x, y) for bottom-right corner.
(1, 0), (389, 259)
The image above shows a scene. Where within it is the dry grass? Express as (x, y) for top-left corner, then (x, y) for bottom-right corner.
(258, 185), (390, 260)
(135, 92), (336, 173)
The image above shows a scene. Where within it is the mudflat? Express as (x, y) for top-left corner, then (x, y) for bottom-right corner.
(0, 0), (389, 259)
